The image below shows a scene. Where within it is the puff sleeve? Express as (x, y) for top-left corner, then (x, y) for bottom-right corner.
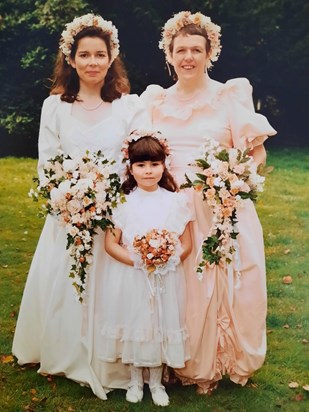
(140, 84), (165, 118)
(114, 94), (151, 135)
(223, 78), (277, 150)
(37, 95), (61, 181)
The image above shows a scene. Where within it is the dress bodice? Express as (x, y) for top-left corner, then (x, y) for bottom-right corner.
(113, 187), (191, 246)
(37, 94), (148, 179)
(141, 77), (277, 183)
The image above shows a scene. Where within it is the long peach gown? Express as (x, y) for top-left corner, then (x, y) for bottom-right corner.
(141, 77), (277, 391)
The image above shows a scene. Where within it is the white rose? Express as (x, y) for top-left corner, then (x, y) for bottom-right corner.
(149, 239), (161, 249)
(75, 178), (94, 192)
(67, 199), (82, 215)
(67, 225), (79, 237)
(58, 180), (71, 194)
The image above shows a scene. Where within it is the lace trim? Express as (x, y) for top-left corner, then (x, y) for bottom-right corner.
(150, 85), (220, 121)
(145, 79), (252, 121)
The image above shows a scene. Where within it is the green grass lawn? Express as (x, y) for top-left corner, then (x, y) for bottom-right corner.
(0, 149), (308, 411)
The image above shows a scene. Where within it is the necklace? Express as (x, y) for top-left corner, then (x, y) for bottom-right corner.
(78, 99), (104, 111)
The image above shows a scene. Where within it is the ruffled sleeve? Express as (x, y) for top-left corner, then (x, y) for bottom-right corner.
(222, 78), (277, 149)
(113, 94), (151, 135)
(168, 192), (194, 235)
(37, 95), (62, 182)
(140, 84), (165, 106)
(140, 84), (166, 117)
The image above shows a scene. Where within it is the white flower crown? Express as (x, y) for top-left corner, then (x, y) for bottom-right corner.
(121, 130), (172, 169)
(159, 11), (222, 69)
(59, 13), (120, 64)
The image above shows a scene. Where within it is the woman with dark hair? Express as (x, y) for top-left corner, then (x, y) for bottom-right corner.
(102, 132), (192, 406)
(142, 11), (277, 394)
(12, 14), (147, 399)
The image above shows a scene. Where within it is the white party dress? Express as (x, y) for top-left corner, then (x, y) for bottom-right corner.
(12, 94), (148, 399)
(98, 187), (192, 368)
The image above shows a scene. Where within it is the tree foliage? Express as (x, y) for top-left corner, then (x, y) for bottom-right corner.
(0, 0), (308, 148)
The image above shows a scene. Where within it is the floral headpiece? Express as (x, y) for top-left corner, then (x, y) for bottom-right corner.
(121, 130), (172, 169)
(59, 13), (120, 64)
(159, 11), (221, 69)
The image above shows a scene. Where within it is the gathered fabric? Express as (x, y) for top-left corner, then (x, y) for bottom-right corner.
(141, 76), (276, 391)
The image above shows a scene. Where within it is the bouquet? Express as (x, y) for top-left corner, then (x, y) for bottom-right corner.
(29, 150), (124, 302)
(181, 137), (265, 279)
(132, 229), (181, 276)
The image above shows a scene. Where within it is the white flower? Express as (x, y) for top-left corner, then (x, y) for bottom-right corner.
(30, 150), (124, 303)
(67, 199), (82, 215)
(67, 225), (79, 237)
(59, 13), (120, 64)
(63, 159), (77, 172)
(75, 178), (94, 192)
(58, 180), (71, 194)
(149, 239), (161, 248)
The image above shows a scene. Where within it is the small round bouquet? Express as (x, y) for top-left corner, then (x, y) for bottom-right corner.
(29, 150), (125, 302)
(132, 229), (181, 276)
(181, 137), (266, 279)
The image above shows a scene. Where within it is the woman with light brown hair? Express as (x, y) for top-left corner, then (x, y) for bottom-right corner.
(142, 11), (277, 395)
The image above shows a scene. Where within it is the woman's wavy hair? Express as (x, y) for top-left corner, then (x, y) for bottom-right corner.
(122, 136), (178, 194)
(50, 26), (130, 102)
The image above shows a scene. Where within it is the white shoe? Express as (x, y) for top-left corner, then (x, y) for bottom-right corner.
(126, 385), (143, 403)
(150, 385), (169, 407)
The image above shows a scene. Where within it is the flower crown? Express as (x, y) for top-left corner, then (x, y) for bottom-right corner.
(159, 11), (222, 69)
(59, 13), (120, 64)
(121, 130), (172, 169)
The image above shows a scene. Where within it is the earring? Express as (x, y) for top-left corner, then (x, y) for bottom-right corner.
(166, 62), (172, 77)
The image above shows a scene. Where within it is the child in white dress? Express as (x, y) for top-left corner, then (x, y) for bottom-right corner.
(101, 131), (192, 406)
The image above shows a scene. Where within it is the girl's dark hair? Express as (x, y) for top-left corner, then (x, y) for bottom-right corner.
(50, 26), (130, 102)
(122, 136), (178, 194)
(169, 24), (211, 55)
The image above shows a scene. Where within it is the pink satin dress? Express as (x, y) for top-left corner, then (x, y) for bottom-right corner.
(141, 77), (277, 391)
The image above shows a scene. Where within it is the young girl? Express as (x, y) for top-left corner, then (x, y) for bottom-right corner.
(100, 131), (192, 406)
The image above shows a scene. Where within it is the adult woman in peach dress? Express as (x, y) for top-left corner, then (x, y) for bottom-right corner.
(142, 11), (277, 394)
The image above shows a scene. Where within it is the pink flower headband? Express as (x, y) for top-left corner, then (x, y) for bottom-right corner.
(121, 130), (172, 169)
(59, 13), (120, 64)
(159, 11), (222, 69)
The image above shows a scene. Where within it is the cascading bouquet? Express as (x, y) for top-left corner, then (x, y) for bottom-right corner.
(181, 137), (265, 280)
(132, 229), (181, 276)
(29, 150), (124, 302)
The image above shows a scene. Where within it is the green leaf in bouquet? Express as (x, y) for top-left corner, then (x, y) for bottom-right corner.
(215, 149), (229, 162)
(195, 158), (210, 169)
(195, 172), (208, 182)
